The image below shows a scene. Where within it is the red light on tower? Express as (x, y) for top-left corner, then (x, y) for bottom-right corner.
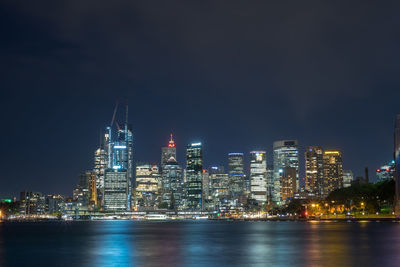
(168, 133), (175, 148)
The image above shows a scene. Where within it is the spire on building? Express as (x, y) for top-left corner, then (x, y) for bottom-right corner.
(168, 133), (175, 148)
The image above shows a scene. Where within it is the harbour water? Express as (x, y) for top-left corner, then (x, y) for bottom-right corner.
(1, 220), (400, 266)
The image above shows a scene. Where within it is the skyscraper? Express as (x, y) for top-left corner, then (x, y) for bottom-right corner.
(394, 114), (400, 214)
(228, 153), (245, 201)
(104, 169), (129, 211)
(250, 151), (267, 203)
(280, 167), (297, 201)
(209, 166), (229, 211)
(94, 144), (107, 205)
(186, 142), (203, 211)
(322, 150), (343, 197)
(305, 146), (324, 196)
(161, 134), (176, 168)
(161, 157), (183, 210)
(135, 164), (160, 210)
(273, 140), (299, 203)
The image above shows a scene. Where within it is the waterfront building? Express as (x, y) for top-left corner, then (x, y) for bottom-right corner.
(186, 142), (203, 211)
(19, 191), (45, 215)
(305, 146), (324, 196)
(75, 171), (92, 209)
(280, 167), (297, 201)
(93, 142), (107, 205)
(250, 151), (267, 203)
(376, 160), (395, 181)
(103, 169), (129, 212)
(46, 195), (65, 214)
(161, 157), (184, 209)
(228, 153), (245, 201)
(343, 170), (354, 188)
(135, 164), (160, 210)
(202, 169), (210, 208)
(322, 150), (343, 197)
(161, 134), (176, 168)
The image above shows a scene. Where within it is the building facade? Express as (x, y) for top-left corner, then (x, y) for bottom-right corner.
(322, 150), (343, 197)
(305, 146), (324, 196)
(103, 169), (129, 212)
(161, 134), (176, 168)
(161, 157), (183, 209)
(135, 164), (160, 210)
(186, 142), (203, 211)
(250, 151), (267, 203)
(343, 170), (353, 188)
(228, 153), (245, 198)
(273, 140), (299, 203)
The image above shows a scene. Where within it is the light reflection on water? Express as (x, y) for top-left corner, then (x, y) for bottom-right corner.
(1, 220), (400, 266)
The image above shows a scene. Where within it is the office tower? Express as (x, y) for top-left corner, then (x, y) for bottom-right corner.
(273, 140), (299, 203)
(202, 169), (210, 208)
(266, 165), (274, 203)
(343, 170), (354, 188)
(322, 150), (343, 197)
(305, 146), (324, 195)
(161, 157), (183, 210)
(186, 142), (203, 211)
(395, 115), (400, 214)
(161, 134), (176, 168)
(250, 151), (267, 203)
(280, 167), (297, 201)
(104, 169), (129, 212)
(209, 166), (229, 211)
(376, 160), (395, 181)
(94, 137), (108, 205)
(135, 164), (160, 210)
(75, 171), (92, 209)
(228, 153), (245, 198)
(19, 191), (45, 215)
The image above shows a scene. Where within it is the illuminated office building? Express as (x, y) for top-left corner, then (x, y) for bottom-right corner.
(161, 134), (176, 168)
(273, 140), (299, 203)
(322, 150), (343, 197)
(266, 165), (274, 203)
(104, 169), (129, 212)
(135, 164), (160, 210)
(19, 191), (45, 215)
(209, 166), (229, 211)
(376, 160), (395, 181)
(280, 167), (297, 201)
(228, 153), (245, 198)
(186, 142), (203, 211)
(305, 146), (324, 195)
(161, 157), (183, 209)
(250, 151), (267, 203)
(343, 170), (353, 188)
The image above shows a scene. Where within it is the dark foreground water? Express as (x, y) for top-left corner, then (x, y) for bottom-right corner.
(1, 220), (400, 267)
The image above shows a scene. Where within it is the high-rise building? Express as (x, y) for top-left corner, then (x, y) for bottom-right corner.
(161, 134), (176, 168)
(376, 160), (395, 181)
(228, 153), (245, 198)
(104, 169), (129, 212)
(46, 195), (65, 214)
(94, 140), (107, 205)
(135, 164), (159, 210)
(75, 171), (93, 209)
(280, 167), (297, 201)
(394, 114), (400, 214)
(322, 150), (343, 197)
(186, 142), (203, 211)
(250, 151), (267, 203)
(161, 157), (184, 210)
(209, 166), (229, 211)
(305, 146), (324, 196)
(266, 165), (274, 203)
(273, 140), (299, 203)
(343, 170), (353, 188)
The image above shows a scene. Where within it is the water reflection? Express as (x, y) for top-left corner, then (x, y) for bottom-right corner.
(1, 221), (400, 266)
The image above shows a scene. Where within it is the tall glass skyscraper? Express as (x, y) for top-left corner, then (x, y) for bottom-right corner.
(135, 164), (160, 210)
(161, 157), (183, 210)
(186, 142), (203, 211)
(104, 169), (128, 211)
(273, 140), (299, 204)
(250, 151), (267, 203)
(228, 153), (245, 199)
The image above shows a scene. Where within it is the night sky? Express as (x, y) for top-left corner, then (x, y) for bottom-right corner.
(1, 1), (400, 197)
